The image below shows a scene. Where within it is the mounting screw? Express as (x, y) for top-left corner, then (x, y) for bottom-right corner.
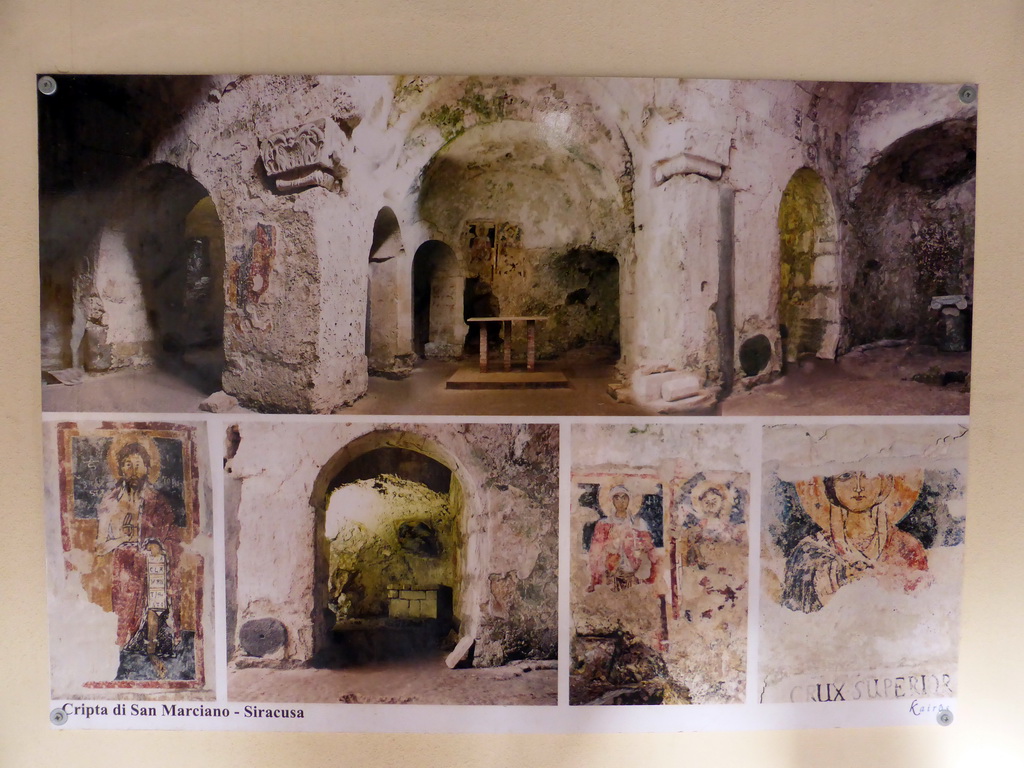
(49, 707), (68, 726)
(958, 84), (977, 104)
(937, 708), (954, 727)
(38, 76), (57, 96)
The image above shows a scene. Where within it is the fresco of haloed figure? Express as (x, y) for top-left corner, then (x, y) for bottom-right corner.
(46, 422), (213, 697)
(760, 423), (968, 705)
(571, 423), (751, 706)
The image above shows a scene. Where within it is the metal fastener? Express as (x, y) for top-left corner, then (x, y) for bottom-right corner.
(38, 76), (57, 96)
(958, 84), (977, 104)
(49, 707), (68, 726)
(937, 708), (954, 726)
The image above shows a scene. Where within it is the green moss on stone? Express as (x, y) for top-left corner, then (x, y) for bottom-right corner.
(326, 474), (459, 620)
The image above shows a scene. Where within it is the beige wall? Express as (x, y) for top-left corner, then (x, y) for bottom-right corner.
(3, 0), (1022, 765)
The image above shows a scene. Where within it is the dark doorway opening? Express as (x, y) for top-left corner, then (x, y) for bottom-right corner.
(317, 446), (462, 667)
(411, 240), (461, 360)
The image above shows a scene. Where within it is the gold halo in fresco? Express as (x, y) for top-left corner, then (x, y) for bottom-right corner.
(794, 470), (924, 532)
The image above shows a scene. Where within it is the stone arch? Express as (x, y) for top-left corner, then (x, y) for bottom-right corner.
(844, 118), (976, 349)
(411, 240), (463, 359)
(414, 118), (631, 363)
(366, 206), (413, 376)
(308, 429), (485, 660)
(393, 77), (637, 221)
(78, 162), (226, 390)
(777, 168), (841, 364)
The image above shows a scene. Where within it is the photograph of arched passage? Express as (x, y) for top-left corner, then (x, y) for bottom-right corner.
(39, 76), (974, 416)
(224, 421), (558, 705)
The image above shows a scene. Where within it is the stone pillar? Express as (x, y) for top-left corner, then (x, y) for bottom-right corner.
(627, 174), (723, 409)
(617, 115), (732, 410)
(220, 190), (371, 412)
(367, 226), (413, 378)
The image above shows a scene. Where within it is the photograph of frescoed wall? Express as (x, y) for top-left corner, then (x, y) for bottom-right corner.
(43, 421), (214, 699)
(38, 76), (975, 417)
(224, 421), (559, 705)
(33, 71), (975, 732)
(570, 423), (751, 705)
(759, 422), (967, 704)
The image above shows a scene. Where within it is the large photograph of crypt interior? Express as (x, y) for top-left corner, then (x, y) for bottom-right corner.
(39, 75), (975, 415)
(223, 421), (558, 705)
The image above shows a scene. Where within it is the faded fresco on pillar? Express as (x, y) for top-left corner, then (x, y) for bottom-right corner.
(759, 423), (967, 704)
(571, 423), (751, 705)
(45, 421), (213, 698)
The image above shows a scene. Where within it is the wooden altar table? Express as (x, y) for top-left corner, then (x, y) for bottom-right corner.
(466, 316), (547, 373)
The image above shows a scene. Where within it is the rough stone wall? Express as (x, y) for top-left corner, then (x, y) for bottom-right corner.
(225, 422), (558, 667)
(325, 475), (457, 619)
(828, 83), (977, 351)
(722, 81), (844, 385)
(843, 117), (976, 347)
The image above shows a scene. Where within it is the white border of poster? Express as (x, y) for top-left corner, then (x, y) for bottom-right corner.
(38, 73), (973, 733)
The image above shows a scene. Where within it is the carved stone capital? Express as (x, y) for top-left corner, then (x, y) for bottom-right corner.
(644, 112), (732, 185)
(259, 119), (345, 193)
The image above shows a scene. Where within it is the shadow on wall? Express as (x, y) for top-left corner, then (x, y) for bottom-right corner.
(39, 75), (212, 374)
(845, 119), (976, 350)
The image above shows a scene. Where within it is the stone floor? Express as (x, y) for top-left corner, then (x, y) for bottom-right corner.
(229, 654), (557, 705)
(42, 344), (971, 417)
(720, 344), (970, 416)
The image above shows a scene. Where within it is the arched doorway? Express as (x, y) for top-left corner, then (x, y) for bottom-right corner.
(845, 119), (976, 349)
(310, 431), (473, 666)
(415, 119), (631, 367)
(81, 163), (226, 392)
(366, 207), (411, 376)
(411, 240), (463, 360)
(777, 168), (840, 365)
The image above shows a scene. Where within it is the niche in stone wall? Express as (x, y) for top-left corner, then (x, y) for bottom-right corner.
(76, 164), (226, 391)
(412, 240), (463, 361)
(319, 446), (464, 665)
(366, 207), (410, 376)
(777, 168), (840, 364)
(417, 119), (630, 364)
(846, 119), (976, 349)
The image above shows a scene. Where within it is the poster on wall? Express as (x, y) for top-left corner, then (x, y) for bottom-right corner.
(38, 73), (974, 731)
